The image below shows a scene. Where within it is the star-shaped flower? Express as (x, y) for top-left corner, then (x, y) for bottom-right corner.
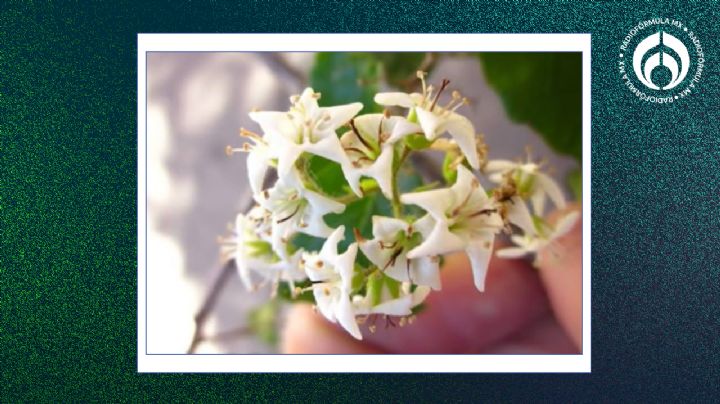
(256, 168), (345, 259)
(374, 72), (481, 169)
(485, 159), (566, 216)
(225, 208), (306, 291)
(340, 114), (420, 198)
(352, 282), (431, 317)
(249, 88), (363, 179)
(359, 215), (441, 290)
(496, 211), (580, 259)
(302, 226), (361, 339)
(401, 165), (504, 292)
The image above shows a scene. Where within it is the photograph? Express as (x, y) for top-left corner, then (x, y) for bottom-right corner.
(144, 47), (585, 359)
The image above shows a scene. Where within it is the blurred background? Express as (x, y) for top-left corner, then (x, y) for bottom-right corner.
(145, 52), (581, 354)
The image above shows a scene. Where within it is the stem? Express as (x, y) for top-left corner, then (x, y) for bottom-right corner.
(187, 260), (235, 354)
(391, 146), (411, 218)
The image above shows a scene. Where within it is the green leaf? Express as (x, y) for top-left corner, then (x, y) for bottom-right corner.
(567, 168), (582, 201)
(310, 52), (383, 114)
(478, 53), (582, 162)
(247, 301), (279, 346)
(325, 195), (377, 252)
(305, 155), (350, 197)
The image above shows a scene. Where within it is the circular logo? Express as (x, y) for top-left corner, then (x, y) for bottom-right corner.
(619, 18), (704, 103)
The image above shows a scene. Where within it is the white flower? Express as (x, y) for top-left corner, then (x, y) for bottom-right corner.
(256, 169), (345, 259)
(249, 88), (363, 179)
(359, 215), (441, 290)
(302, 226), (361, 339)
(497, 211), (580, 258)
(374, 73), (481, 169)
(352, 282), (431, 316)
(226, 209), (306, 291)
(226, 128), (275, 195)
(401, 165), (504, 292)
(485, 159), (566, 216)
(340, 114), (420, 198)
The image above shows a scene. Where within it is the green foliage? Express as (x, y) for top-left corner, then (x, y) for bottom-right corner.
(478, 53), (582, 162)
(305, 155), (349, 197)
(310, 53), (383, 114)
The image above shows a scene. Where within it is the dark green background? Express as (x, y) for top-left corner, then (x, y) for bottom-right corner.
(1, 1), (718, 401)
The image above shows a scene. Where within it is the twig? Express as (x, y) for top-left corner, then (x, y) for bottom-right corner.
(187, 177), (268, 354)
(187, 259), (236, 354)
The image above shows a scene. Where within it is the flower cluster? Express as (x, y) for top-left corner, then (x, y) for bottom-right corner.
(223, 73), (579, 340)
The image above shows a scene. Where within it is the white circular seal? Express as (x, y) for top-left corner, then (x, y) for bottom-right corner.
(619, 18), (704, 103)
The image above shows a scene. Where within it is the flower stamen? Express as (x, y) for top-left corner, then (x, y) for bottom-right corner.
(430, 79), (450, 112)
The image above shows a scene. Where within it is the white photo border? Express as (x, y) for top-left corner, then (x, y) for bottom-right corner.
(138, 33), (592, 373)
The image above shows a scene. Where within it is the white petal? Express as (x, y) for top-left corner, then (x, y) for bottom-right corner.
(304, 135), (351, 167)
(312, 284), (337, 322)
(412, 285), (432, 306)
(352, 114), (383, 143)
(401, 188), (454, 220)
(410, 256), (441, 290)
(363, 145), (395, 198)
(320, 102), (364, 131)
(275, 142), (305, 179)
(454, 164), (476, 188)
(507, 196), (536, 236)
(536, 172), (567, 210)
(412, 214), (436, 239)
(374, 92), (416, 108)
(531, 190), (546, 217)
(359, 240), (388, 270)
(319, 225), (345, 261)
(369, 295), (412, 316)
(304, 253), (335, 282)
(387, 118), (422, 144)
(488, 172), (505, 184)
(246, 147), (271, 195)
(304, 189), (346, 215)
(415, 107), (443, 140)
(234, 255), (254, 291)
(553, 211), (580, 239)
(407, 221), (467, 258)
(371, 216), (409, 239)
(485, 159), (518, 173)
(384, 255), (410, 284)
(296, 88), (320, 116)
(465, 233), (495, 292)
(336, 294), (362, 340)
(495, 246), (530, 259)
(248, 111), (298, 142)
(443, 114), (479, 169)
(336, 243), (358, 291)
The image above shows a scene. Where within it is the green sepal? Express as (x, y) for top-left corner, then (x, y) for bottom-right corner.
(404, 133), (433, 150)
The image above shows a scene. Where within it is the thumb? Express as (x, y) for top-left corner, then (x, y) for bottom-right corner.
(536, 204), (583, 350)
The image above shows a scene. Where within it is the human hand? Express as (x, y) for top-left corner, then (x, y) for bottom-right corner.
(281, 205), (582, 354)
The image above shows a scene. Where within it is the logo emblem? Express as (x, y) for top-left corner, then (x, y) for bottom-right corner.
(619, 19), (704, 103)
